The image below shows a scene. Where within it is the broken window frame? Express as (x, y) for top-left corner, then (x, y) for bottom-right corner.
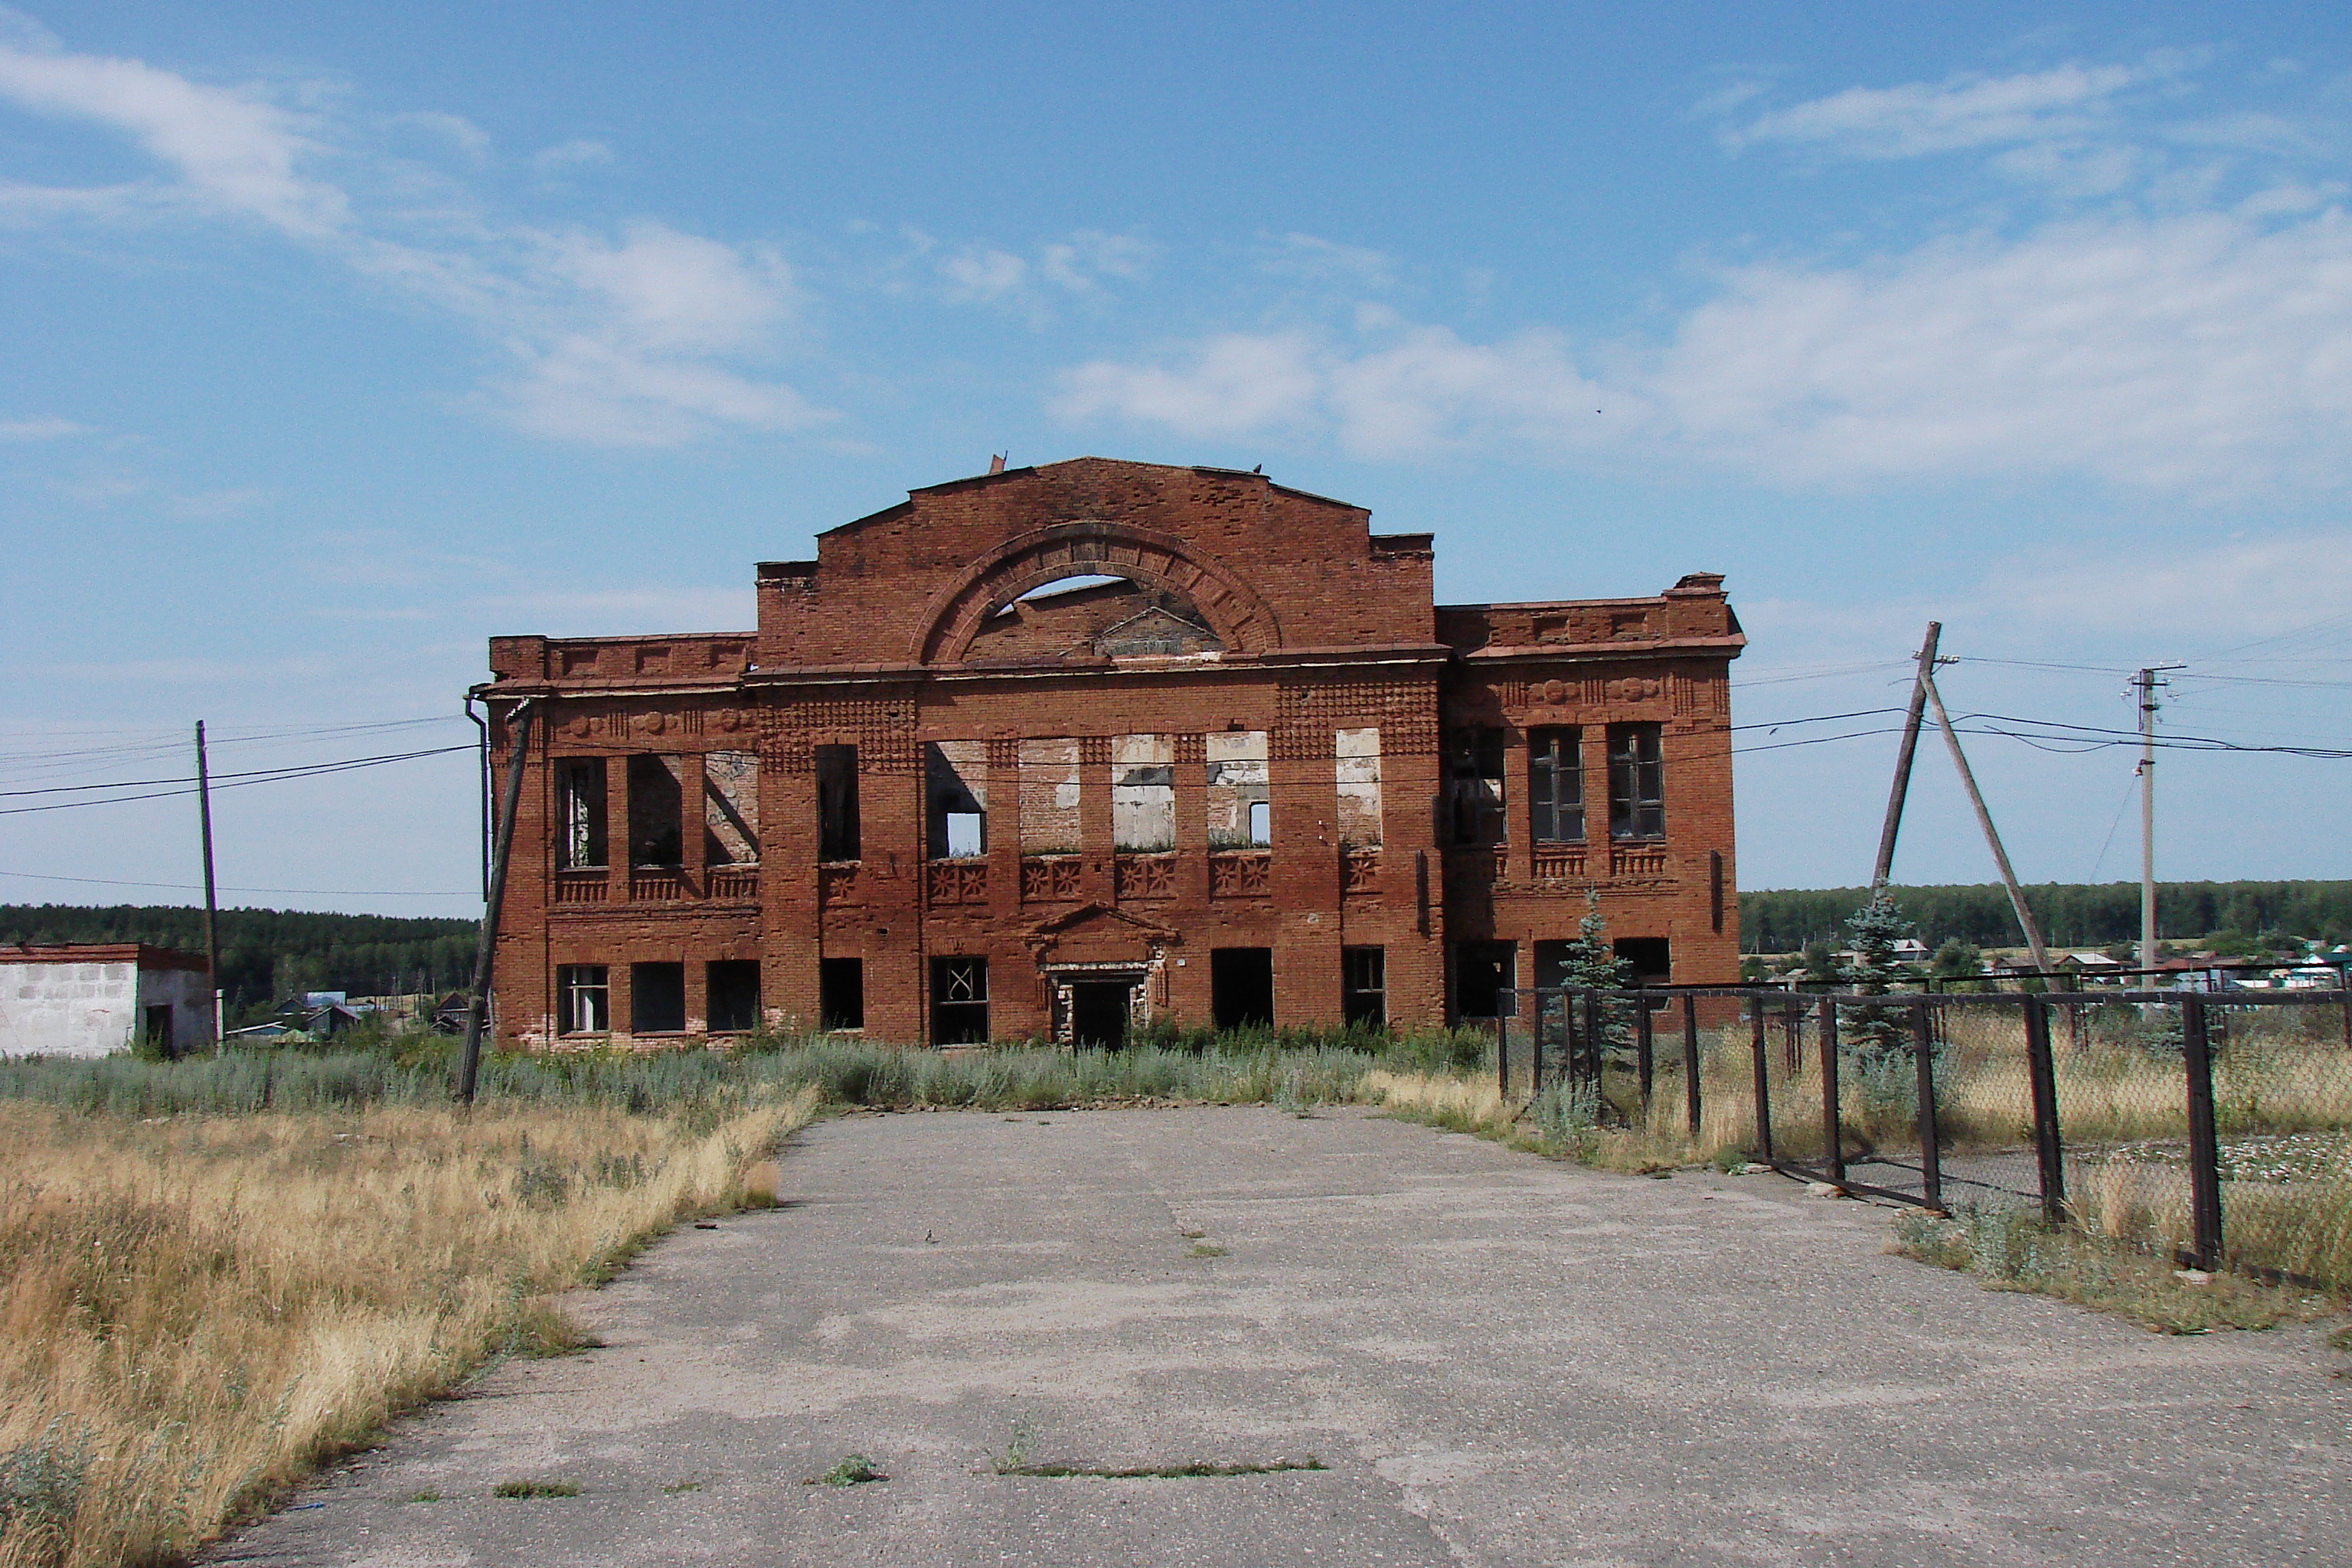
(1606, 723), (1665, 841)
(1334, 727), (1383, 849)
(930, 956), (989, 1044)
(815, 744), (861, 862)
(557, 964), (609, 1034)
(1206, 730), (1270, 851)
(1445, 728), (1507, 848)
(554, 757), (608, 870)
(1527, 727), (1584, 844)
(1018, 738), (1083, 856)
(1342, 945), (1386, 1029)
(925, 741), (989, 859)
(703, 751), (760, 867)
(1111, 733), (1177, 853)
(627, 754), (684, 868)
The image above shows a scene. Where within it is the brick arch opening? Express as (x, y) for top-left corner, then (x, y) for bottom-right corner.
(913, 521), (1281, 665)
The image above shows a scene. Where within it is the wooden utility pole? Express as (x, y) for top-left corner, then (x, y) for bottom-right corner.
(1870, 622), (1941, 890)
(456, 699), (534, 1105)
(195, 720), (220, 1051)
(2135, 667), (2182, 975)
(1921, 669), (2052, 975)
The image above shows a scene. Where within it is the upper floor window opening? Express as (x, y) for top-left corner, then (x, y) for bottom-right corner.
(1445, 728), (1505, 848)
(1608, 723), (1664, 841)
(1529, 727), (1583, 844)
(1207, 730), (1270, 849)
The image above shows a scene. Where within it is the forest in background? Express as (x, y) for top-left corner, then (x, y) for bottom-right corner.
(1739, 881), (2352, 955)
(0, 904), (475, 1016)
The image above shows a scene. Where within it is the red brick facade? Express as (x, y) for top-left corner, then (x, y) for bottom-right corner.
(473, 459), (1744, 1047)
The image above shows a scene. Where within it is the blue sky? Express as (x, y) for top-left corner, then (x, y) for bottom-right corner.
(2, 2), (2347, 922)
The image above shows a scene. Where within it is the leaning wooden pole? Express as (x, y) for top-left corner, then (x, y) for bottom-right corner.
(457, 699), (534, 1105)
(1870, 622), (1940, 890)
(1920, 671), (2051, 975)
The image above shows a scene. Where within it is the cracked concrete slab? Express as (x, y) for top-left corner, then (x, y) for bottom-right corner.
(204, 1105), (2352, 1567)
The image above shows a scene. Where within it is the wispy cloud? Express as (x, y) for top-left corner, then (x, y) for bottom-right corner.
(0, 416), (87, 439)
(0, 26), (825, 446)
(1721, 60), (2158, 159)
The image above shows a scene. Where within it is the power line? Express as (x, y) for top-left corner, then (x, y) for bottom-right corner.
(0, 868), (475, 897)
(0, 744), (475, 817)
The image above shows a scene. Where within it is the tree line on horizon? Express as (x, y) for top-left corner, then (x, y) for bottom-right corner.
(1738, 880), (2352, 956)
(1, 904), (476, 1018)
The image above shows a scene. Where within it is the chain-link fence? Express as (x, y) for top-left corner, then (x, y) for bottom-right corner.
(1498, 984), (2352, 1289)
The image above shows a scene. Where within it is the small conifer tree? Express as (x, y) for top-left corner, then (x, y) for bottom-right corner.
(1841, 890), (1914, 1057)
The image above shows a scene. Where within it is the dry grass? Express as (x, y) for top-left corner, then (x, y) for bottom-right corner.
(0, 1089), (814, 1568)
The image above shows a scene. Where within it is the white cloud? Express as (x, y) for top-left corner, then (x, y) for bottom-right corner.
(1056, 332), (1323, 439)
(531, 137), (612, 172)
(940, 244), (1027, 301)
(1724, 61), (2150, 159)
(0, 30), (828, 447)
(1649, 208), (2352, 492)
(939, 230), (1153, 309)
(0, 416), (87, 439)
(1259, 232), (1395, 288)
(0, 38), (346, 235)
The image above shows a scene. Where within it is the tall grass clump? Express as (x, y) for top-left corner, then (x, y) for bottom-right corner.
(0, 1086), (814, 1568)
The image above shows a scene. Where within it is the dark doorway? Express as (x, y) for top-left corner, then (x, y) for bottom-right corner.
(706, 960), (760, 1033)
(144, 1004), (175, 1059)
(630, 962), (686, 1034)
(1342, 946), (1386, 1028)
(1614, 937), (1671, 984)
(1070, 982), (1132, 1048)
(1453, 940), (1516, 1019)
(819, 957), (864, 1031)
(1210, 947), (1274, 1031)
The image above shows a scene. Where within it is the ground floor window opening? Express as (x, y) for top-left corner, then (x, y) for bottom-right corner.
(1454, 941), (1515, 1020)
(1210, 947), (1274, 1031)
(631, 962), (686, 1034)
(1613, 936), (1671, 984)
(931, 956), (989, 1044)
(557, 965), (609, 1034)
(706, 960), (760, 1033)
(820, 957), (865, 1031)
(1342, 946), (1386, 1029)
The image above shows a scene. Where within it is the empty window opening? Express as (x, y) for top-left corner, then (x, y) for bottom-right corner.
(1070, 981), (1133, 1049)
(706, 960), (761, 1033)
(820, 957), (865, 1031)
(1111, 734), (1175, 852)
(704, 752), (760, 867)
(931, 956), (990, 1044)
(815, 744), (861, 861)
(1614, 937), (1671, 984)
(1446, 729), (1506, 847)
(1018, 738), (1083, 854)
(1335, 728), (1383, 848)
(1531, 939), (1573, 992)
(1210, 948), (1275, 1031)
(631, 962), (686, 1034)
(926, 740), (989, 858)
(557, 965), (609, 1034)
(1529, 727), (1584, 844)
(1206, 730), (1269, 850)
(628, 755), (684, 867)
(1342, 946), (1386, 1029)
(554, 758), (608, 870)
(1454, 941), (1516, 1020)
(1607, 724), (1664, 840)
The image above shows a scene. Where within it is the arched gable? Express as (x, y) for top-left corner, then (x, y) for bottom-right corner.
(913, 521), (1282, 665)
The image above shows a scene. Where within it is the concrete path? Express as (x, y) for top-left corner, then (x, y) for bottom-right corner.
(211, 1106), (2352, 1567)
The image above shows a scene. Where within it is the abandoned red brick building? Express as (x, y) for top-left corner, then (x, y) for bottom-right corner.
(474, 458), (1743, 1047)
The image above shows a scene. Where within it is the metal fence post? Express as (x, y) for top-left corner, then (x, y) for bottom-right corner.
(2181, 995), (2224, 1272)
(1635, 996), (1655, 1115)
(1681, 993), (1703, 1136)
(1749, 995), (1772, 1159)
(1582, 989), (1603, 1089)
(1529, 992), (1544, 1098)
(1498, 1004), (1511, 1099)
(1911, 1001), (1942, 1213)
(1818, 995), (1844, 1185)
(2021, 995), (2066, 1227)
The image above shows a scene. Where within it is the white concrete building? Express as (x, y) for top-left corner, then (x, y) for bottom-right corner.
(0, 944), (214, 1058)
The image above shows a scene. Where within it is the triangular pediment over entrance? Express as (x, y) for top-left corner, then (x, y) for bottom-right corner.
(1022, 902), (1182, 965)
